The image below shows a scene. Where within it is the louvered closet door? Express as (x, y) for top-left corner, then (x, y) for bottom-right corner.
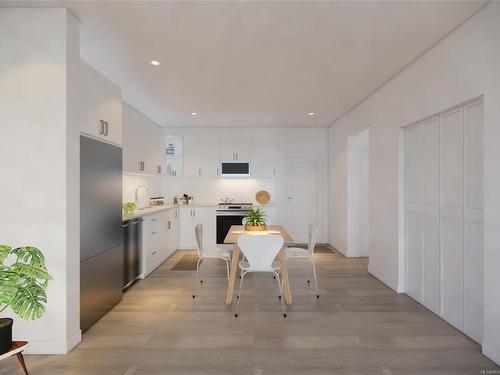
(405, 118), (440, 313)
(463, 100), (484, 343)
(440, 107), (465, 330)
(421, 118), (440, 315)
(405, 125), (423, 302)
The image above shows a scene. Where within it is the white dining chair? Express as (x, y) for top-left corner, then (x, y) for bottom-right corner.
(192, 223), (231, 298)
(235, 234), (286, 317)
(285, 224), (320, 298)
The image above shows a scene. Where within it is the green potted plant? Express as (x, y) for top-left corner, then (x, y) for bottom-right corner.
(0, 245), (52, 354)
(243, 208), (268, 231)
(122, 201), (137, 214)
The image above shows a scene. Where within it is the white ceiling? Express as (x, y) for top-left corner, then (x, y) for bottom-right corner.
(7, 1), (487, 127)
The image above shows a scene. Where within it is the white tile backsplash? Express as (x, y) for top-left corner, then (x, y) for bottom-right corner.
(161, 177), (275, 205)
(123, 173), (162, 204)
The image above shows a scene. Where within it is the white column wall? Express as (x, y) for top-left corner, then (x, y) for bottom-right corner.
(327, 2), (500, 363)
(0, 8), (81, 354)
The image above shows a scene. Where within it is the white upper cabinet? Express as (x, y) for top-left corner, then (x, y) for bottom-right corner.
(183, 135), (220, 177)
(220, 135), (252, 161)
(252, 135), (278, 178)
(203, 136), (220, 177)
(183, 136), (203, 177)
(79, 60), (122, 146)
(123, 104), (164, 175)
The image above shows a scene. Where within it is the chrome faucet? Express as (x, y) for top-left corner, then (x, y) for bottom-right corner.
(135, 185), (150, 209)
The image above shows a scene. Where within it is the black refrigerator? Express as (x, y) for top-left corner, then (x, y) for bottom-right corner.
(80, 135), (123, 332)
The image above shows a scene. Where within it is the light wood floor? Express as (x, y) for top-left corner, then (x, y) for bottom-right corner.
(1, 248), (498, 374)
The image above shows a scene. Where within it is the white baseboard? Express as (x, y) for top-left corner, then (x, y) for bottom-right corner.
(23, 329), (81, 354)
(66, 329), (82, 352)
(329, 243), (347, 257)
(483, 341), (500, 365)
(367, 266), (399, 293)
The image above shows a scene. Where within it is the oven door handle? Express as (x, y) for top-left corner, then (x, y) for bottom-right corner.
(216, 211), (248, 216)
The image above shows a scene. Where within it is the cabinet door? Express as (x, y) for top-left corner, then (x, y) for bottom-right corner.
(122, 104), (158, 174)
(202, 136), (220, 177)
(193, 207), (216, 249)
(220, 135), (252, 161)
(252, 135), (277, 177)
(178, 207), (195, 249)
(169, 209), (179, 255)
(79, 60), (122, 145)
(148, 125), (165, 176)
(183, 136), (203, 177)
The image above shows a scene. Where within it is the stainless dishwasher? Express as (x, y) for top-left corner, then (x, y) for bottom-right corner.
(122, 218), (142, 289)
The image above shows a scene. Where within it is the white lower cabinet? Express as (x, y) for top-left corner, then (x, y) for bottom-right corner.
(141, 208), (179, 277)
(178, 206), (216, 249)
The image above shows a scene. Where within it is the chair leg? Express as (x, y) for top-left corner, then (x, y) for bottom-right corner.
(274, 272), (287, 317)
(305, 258), (311, 284)
(311, 258), (319, 298)
(192, 257), (202, 298)
(16, 352), (29, 375)
(225, 259), (230, 285)
(235, 271), (247, 317)
(200, 257), (206, 283)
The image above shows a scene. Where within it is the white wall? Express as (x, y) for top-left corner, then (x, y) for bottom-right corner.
(0, 8), (81, 353)
(328, 2), (500, 364)
(163, 127), (329, 243)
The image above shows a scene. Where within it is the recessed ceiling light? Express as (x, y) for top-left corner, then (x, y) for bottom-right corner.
(191, 112), (197, 116)
(308, 112), (315, 116)
(150, 60), (160, 66)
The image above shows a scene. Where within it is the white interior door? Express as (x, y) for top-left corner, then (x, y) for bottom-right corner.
(287, 160), (318, 242)
(405, 98), (483, 343)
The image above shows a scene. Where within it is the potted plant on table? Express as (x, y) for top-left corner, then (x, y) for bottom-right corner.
(243, 208), (268, 232)
(0, 245), (52, 354)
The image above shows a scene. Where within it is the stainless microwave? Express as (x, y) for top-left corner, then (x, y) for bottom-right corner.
(220, 161), (250, 176)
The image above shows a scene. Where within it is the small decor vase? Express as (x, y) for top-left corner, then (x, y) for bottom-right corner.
(244, 224), (267, 232)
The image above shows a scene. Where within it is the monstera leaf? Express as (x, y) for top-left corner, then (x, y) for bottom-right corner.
(9, 284), (48, 320)
(0, 245), (52, 320)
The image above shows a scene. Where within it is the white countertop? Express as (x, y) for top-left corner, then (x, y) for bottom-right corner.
(122, 202), (274, 221)
(122, 204), (178, 221)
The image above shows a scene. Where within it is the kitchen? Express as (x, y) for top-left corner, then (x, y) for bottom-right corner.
(79, 94), (329, 331)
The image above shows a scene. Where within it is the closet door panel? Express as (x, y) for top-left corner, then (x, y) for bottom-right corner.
(422, 213), (440, 314)
(441, 215), (464, 329)
(440, 107), (464, 330)
(423, 118), (440, 206)
(464, 100), (484, 343)
(421, 118), (440, 313)
(406, 211), (422, 302)
(405, 125), (423, 302)
(406, 126), (422, 206)
(465, 101), (483, 210)
(465, 220), (483, 342)
(441, 109), (463, 209)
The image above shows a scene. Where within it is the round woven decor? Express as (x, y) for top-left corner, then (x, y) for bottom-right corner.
(255, 190), (270, 204)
